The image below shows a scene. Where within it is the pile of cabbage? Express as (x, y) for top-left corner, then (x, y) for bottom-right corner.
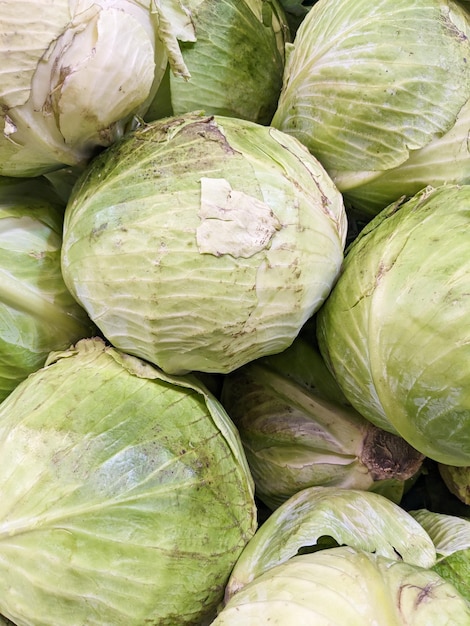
(1, 0), (470, 624)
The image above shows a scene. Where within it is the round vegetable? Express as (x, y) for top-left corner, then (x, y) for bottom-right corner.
(221, 336), (424, 509)
(317, 185), (470, 466)
(61, 113), (347, 375)
(0, 0), (192, 176)
(0, 338), (256, 626)
(272, 0), (470, 216)
(0, 176), (94, 402)
(212, 547), (470, 625)
(145, 0), (289, 125)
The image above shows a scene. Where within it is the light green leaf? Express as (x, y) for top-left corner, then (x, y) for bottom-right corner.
(410, 509), (470, 604)
(147, 0), (289, 125)
(410, 509), (470, 557)
(341, 97), (470, 217)
(0, 176), (94, 402)
(226, 486), (436, 598)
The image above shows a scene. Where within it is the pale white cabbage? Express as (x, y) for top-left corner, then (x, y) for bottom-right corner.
(225, 486), (437, 598)
(212, 488), (470, 625)
(212, 547), (470, 625)
(0, 0), (193, 176)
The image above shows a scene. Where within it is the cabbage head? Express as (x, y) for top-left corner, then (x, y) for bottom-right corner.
(226, 486), (437, 597)
(221, 335), (424, 509)
(0, 337), (257, 626)
(0, 176), (94, 402)
(61, 113), (347, 375)
(145, 0), (289, 125)
(317, 185), (470, 466)
(0, 0), (195, 176)
(272, 0), (470, 216)
(211, 546), (470, 625)
(215, 486), (470, 624)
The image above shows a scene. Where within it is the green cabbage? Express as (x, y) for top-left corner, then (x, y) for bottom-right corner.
(145, 0), (289, 125)
(213, 547), (470, 625)
(272, 0), (470, 216)
(226, 486), (437, 597)
(0, 337), (256, 625)
(221, 336), (424, 509)
(317, 185), (470, 465)
(216, 488), (469, 624)
(61, 113), (347, 375)
(0, 176), (94, 402)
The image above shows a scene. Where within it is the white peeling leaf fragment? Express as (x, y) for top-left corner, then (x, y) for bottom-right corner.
(197, 177), (281, 258)
(3, 115), (17, 138)
(151, 0), (195, 79)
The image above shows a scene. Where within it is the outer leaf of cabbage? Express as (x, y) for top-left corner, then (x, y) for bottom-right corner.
(225, 486), (436, 598)
(433, 551), (470, 604)
(410, 509), (470, 602)
(317, 185), (470, 466)
(61, 113), (347, 375)
(272, 0), (470, 177)
(342, 98), (470, 217)
(0, 337), (257, 626)
(0, 176), (94, 402)
(213, 547), (470, 626)
(410, 509), (470, 558)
